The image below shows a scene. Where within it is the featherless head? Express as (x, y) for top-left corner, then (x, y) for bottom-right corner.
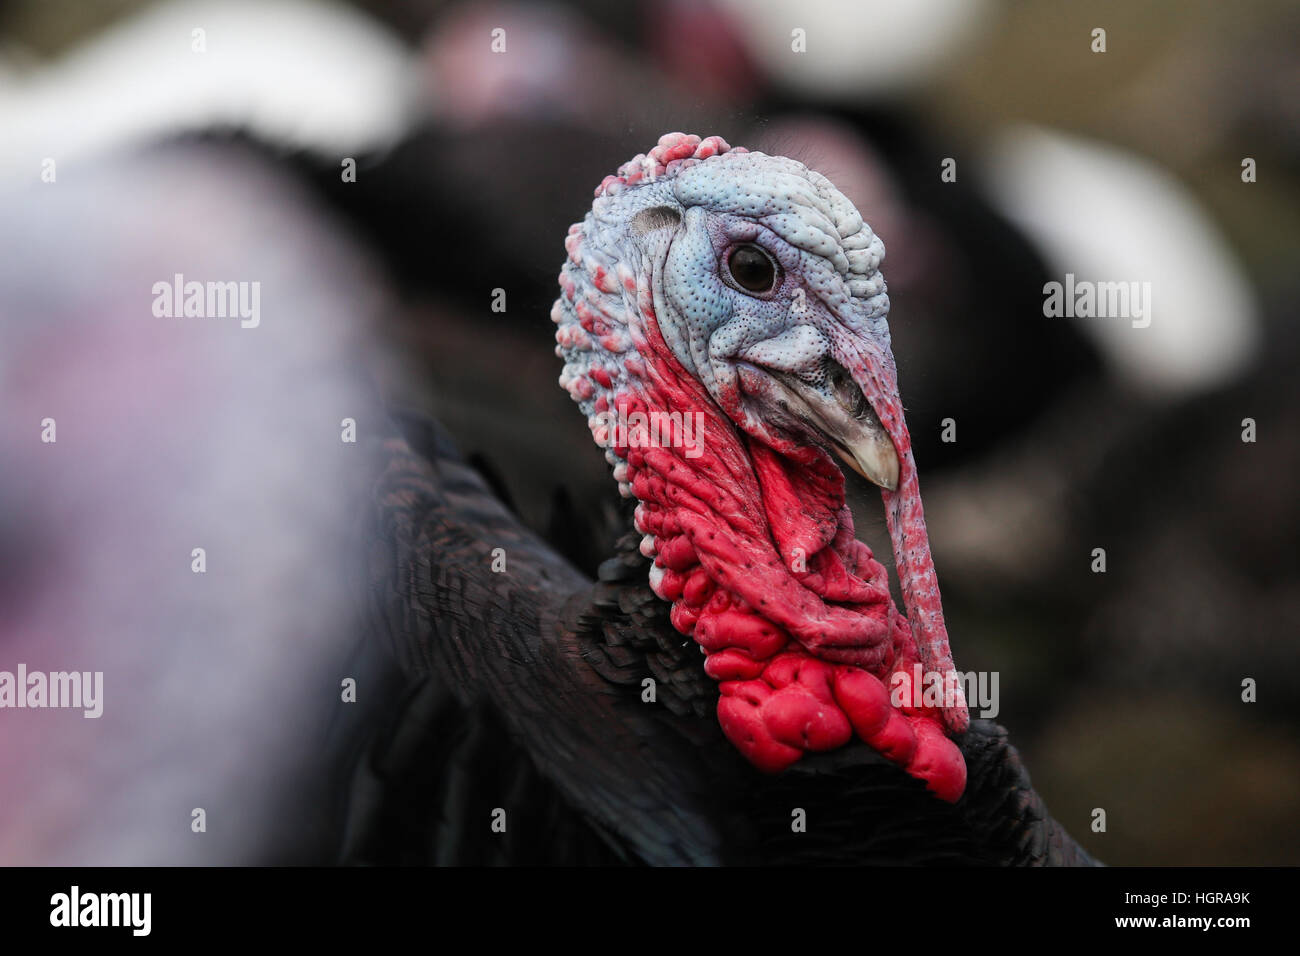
(554, 132), (967, 801)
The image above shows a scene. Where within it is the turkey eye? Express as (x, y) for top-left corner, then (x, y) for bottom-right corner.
(726, 244), (778, 294)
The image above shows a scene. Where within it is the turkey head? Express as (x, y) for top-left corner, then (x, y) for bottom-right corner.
(553, 133), (968, 802)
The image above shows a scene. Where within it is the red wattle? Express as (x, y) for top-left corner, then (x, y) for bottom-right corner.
(616, 288), (965, 800)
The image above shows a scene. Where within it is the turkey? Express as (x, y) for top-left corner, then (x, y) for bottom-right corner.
(350, 133), (1097, 866)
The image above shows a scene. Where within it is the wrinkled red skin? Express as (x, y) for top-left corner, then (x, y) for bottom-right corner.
(608, 284), (966, 804)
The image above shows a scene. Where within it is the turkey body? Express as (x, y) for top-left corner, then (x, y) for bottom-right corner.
(345, 410), (1098, 866)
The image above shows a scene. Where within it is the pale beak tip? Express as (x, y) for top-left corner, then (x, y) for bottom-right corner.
(833, 441), (900, 492)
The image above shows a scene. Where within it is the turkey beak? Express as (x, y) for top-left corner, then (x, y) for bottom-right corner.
(768, 367), (900, 491)
(830, 423), (900, 493)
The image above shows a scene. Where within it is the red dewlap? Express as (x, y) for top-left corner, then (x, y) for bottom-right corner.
(625, 397), (968, 801)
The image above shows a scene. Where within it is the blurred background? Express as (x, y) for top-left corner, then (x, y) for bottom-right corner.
(1, 0), (1297, 864)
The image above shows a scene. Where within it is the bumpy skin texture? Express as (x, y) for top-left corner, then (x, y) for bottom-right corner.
(553, 133), (967, 801)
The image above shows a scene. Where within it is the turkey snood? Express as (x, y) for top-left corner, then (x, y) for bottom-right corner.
(554, 133), (968, 801)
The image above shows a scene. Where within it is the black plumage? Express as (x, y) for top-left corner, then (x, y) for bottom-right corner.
(343, 409), (1098, 866)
